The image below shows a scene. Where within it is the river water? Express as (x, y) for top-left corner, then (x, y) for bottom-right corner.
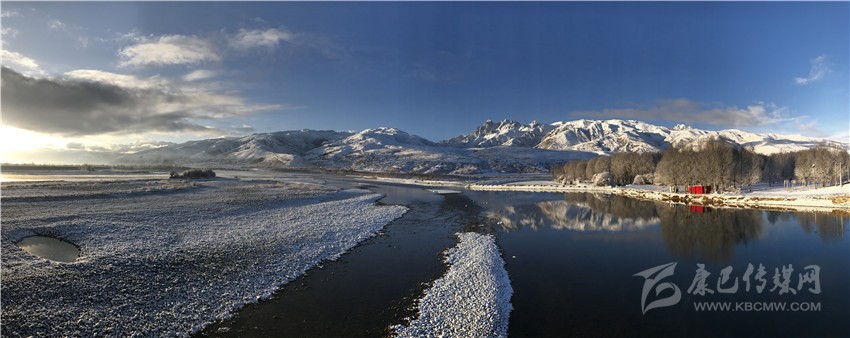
(472, 191), (848, 337)
(202, 179), (848, 337)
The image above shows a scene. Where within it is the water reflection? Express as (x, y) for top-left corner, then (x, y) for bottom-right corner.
(658, 206), (762, 263)
(484, 193), (660, 232)
(479, 192), (848, 263)
(795, 211), (847, 242)
(490, 193), (850, 337)
(16, 236), (80, 262)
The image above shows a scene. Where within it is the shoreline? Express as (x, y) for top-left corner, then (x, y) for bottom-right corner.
(467, 183), (850, 213)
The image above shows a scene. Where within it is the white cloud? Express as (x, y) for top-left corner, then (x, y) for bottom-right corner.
(232, 124), (255, 134)
(571, 99), (794, 128)
(77, 36), (89, 49)
(48, 19), (67, 31)
(1, 50), (41, 73)
(64, 69), (168, 89)
(116, 30), (146, 43)
(1, 10), (21, 18)
(229, 28), (293, 50)
(2, 27), (19, 38)
(794, 55), (830, 85)
(183, 69), (217, 81)
(119, 35), (220, 67)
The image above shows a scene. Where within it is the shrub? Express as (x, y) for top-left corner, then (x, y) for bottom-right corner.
(170, 169), (216, 179)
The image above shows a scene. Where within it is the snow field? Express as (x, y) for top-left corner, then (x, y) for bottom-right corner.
(1, 179), (407, 337)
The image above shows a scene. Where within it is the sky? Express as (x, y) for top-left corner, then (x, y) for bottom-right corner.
(1, 2), (848, 162)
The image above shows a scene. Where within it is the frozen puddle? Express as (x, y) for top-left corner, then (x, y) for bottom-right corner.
(427, 189), (463, 195)
(393, 232), (513, 338)
(17, 236), (80, 262)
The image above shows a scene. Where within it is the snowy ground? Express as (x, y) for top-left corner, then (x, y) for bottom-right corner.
(469, 180), (850, 211)
(393, 232), (513, 338)
(1, 178), (406, 337)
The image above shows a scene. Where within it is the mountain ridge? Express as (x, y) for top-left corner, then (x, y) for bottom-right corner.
(107, 119), (846, 175)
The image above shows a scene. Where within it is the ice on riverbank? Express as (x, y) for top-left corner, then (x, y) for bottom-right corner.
(393, 232), (513, 338)
(1, 179), (406, 337)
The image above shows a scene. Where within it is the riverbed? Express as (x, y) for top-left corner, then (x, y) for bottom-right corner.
(2, 171), (848, 337)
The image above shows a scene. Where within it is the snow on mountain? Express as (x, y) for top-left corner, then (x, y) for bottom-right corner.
(442, 119), (555, 148)
(537, 119), (669, 153)
(108, 119), (844, 174)
(305, 127), (595, 175)
(664, 126), (840, 155)
(305, 128), (479, 174)
(529, 119), (842, 155)
(117, 130), (352, 167)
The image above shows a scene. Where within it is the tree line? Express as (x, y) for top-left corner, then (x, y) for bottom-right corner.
(551, 138), (849, 193)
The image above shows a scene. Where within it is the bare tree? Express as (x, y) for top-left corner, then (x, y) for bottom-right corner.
(575, 161), (588, 183)
(586, 157), (599, 179)
(655, 148), (682, 192)
(594, 156), (611, 177)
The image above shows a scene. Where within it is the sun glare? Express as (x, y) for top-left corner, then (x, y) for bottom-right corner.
(0, 125), (68, 163)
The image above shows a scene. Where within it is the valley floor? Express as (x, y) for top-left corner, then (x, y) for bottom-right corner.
(1, 178), (407, 337)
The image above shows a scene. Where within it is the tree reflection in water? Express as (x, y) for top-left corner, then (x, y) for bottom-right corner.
(658, 205), (762, 263)
(483, 192), (848, 263)
(794, 211), (847, 242)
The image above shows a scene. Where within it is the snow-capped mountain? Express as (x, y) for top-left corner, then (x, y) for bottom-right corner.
(450, 119), (843, 155)
(305, 127), (594, 174)
(107, 119), (844, 174)
(442, 119), (555, 148)
(537, 119), (670, 153)
(305, 127), (478, 174)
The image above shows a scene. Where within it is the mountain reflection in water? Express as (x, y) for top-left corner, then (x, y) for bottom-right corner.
(479, 192), (848, 263)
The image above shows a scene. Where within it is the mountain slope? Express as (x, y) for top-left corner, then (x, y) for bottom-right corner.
(117, 130), (352, 167)
(441, 120), (555, 148)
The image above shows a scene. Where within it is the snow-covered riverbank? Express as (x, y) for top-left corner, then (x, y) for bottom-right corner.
(468, 181), (850, 212)
(393, 232), (513, 338)
(1, 179), (406, 337)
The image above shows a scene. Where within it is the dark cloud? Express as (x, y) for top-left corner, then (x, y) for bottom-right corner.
(65, 142), (85, 150)
(1, 67), (272, 136)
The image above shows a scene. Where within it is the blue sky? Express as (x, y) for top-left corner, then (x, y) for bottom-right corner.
(1, 1), (847, 156)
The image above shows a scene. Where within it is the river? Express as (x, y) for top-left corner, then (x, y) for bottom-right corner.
(202, 178), (849, 337)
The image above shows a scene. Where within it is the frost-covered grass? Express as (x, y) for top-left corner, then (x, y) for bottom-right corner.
(393, 232), (513, 338)
(1, 179), (406, 337)
(1, 179), (199, 201)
